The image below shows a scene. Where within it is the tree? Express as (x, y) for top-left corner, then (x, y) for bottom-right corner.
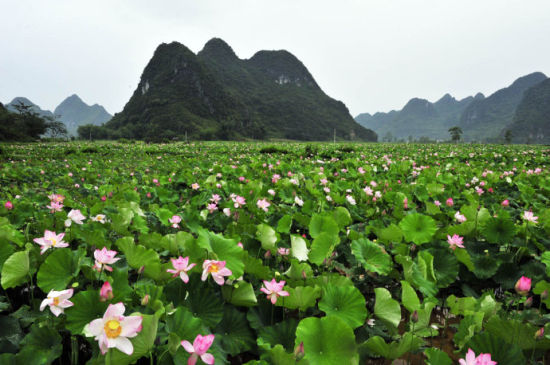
(383, 131), (394, 142)
(45, 119), (68, 139)
(448, 126), (463, 143)
(504, 129), (513, 144)
(12, 101), (48, 139)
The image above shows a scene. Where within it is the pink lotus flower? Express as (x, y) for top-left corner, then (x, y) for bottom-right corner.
(201, 260), (232, 285)
(403, 197), (408, 210)
(100, 281), (113, 302)
(501, 199), (509, 207)
(40, 288), (74, 316)
(210, 194), (221, 204)
(515, 276), (531, 296)
(93, 247), (121, 272)
(181, 334), (215, 365)
(446, 198), (454, 207)
(84, 303), (143, 355)
(459, 348), (496, 365)
(65, 209), (86, 227)
(207, 203), (218, 213)
(232, 195), (246, 208)
(363, 186), (374, 196)
(4, 201), (13, 210)
(47, 200), (64, 212)
(33, 230), (69, 254)
(278, 247), (290, 256)
(523, 211), (538, 224)
(455, 211), (467, 223)
(169, 215), (181, 228)
(166, 256), (196, 283)
(48, 194), (65, 203)
(261, 279), (290, 304)
(447, 234), (464, 250)
(257, 198), (270, 212)
(191, 183), (200, 190)
(434, 200), (441, 207)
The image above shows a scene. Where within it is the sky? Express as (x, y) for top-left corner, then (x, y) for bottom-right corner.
(1, 0), (550, 117)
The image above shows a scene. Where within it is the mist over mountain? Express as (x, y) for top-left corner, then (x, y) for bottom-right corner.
(101, 38), (377, 141)
(355, 72), (547, 142)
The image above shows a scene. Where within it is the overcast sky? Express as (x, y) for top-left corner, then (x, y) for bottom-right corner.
(2, 0), (550, 117)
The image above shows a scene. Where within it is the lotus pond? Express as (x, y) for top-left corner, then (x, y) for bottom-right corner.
(0, 141), (549, 364)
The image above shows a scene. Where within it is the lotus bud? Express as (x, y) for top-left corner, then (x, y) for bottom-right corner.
(411, 310), (419, 323)
(138, 265), (145, 274)
(294, 342), (305, 360)
(301, 270), (307, 280)
(515, 276), (532, 296)
(99, 281), (113, 302)
(542, 290), (549, 300)
(264, 250), (272, 259)
(535, 327), (544, 340)
(524, 296), (533, 308)
(4, 201), (13, 210)
(141, 294), (150, 306)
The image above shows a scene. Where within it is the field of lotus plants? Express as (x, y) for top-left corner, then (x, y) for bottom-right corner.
(0, 141), (549, 364)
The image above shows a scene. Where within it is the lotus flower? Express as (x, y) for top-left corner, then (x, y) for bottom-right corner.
(181, 334), (215, 365)
(446, 198), (454, 207)
(65, 209), (86, 227)
(47, 201), (64, 212)
(84, 303), (143, 355)
(48, 194), (65, 203)
(166, 256), (196, 283)
(455, 211), (467, 223)
(447, 234), (465, 250)
(40, 288), (74, 316)
(4, 201), (13, 210)
(294, 196), (304, 206)
(261, 279), (289, 304)
(201, 260), (232, 285)
(93, 247), (121, 272)
(523, 211), (538, 224)
(515, 276), (531, 296)
(257, 198), (270, 212)
(33, 230), (69, 254)
(93, 214), (107, 224)
(169, 215), (181, 228)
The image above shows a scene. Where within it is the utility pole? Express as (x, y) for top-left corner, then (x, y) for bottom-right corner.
(333, 129), (336, 144)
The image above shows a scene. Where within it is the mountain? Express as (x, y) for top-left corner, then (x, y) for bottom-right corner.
(504, 78), (550, 144)
(6, 97), (54, 119)
(355, 72), (547, 142)
(355, 94), (476, 141)
(103, 38), (377, 141)
(458, 72), (547, 141)
(54, 94), (112, 135)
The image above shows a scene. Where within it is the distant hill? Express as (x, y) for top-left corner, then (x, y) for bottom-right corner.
(504, 78), (550, 144)
(4, 95), (111, 136)
(355, 93), (477, 141)
(355, 72), (547, 142)
(54, 94), (112, 135)
(6, 97), (54, 119)
(458, 72), (547, 141)
(102, 38), (377, 141)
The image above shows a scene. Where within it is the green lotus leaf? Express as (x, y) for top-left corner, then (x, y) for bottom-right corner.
(204, 230), (245, 279)
(319, 284), (367, 329)
(184, 279), (224, 327)
(309, 232), (339, 266)
(362, 333), (423, 360)
(256, 223), (279, 252)
(276, 215), (292, 234)
(351, 238), (392, 275)
(222, 281), (258, 307)
(295, 316), (358, 365)
(308, 214), (339, 239)
(214, 306), (255, 356)
(65, 290), (108, 335)
(1, 251), (29, 289)
(374, 288), (401, 330)
(37, 248), (82, 293)
(401, 280), (420, 313)
(466, 331), (525, 365)
(17, 324), (62, 365)
(165, 306), (206, 341)
(424, 348), (452, 365)
(115, 237), (161, 279)
(258, 319), (298, 351)
(481, 217), (517, 244)
(290, 235), (309, 262)
(332, 207), (351, 228)
(399, 213), (438, 244)
(430, 249), (459, 288)
(277, 285), (320, 311)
